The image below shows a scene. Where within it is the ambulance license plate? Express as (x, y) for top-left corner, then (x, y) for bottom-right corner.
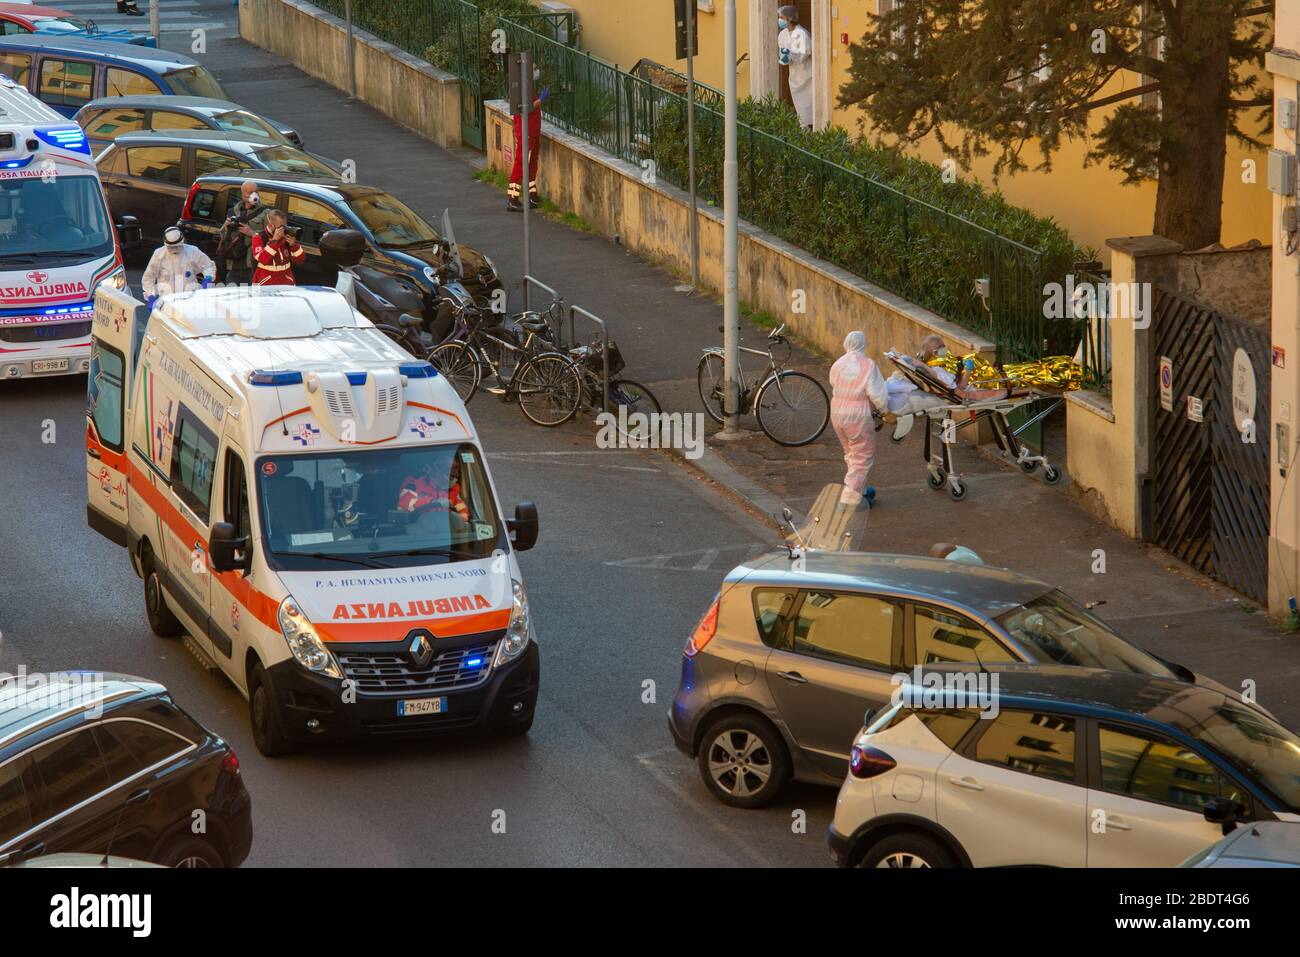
(397, 697), (446, 717)
(32, 358), (69, 374)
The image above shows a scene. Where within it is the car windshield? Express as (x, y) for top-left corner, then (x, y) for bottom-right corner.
(162, 65), (227, 99)
(346, 192), (440, 248)
(0, 174), (114, 261)
(995, 590), (1176, 677)
(32, 16), (92, 34)
(215, 109), (287, 143)
(253, 145), (335, 176)
(256, 442), (502, 570)
(1189, 699), (1300, 812)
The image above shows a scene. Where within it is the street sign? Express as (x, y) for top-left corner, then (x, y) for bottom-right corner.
(1232, 347), (1256, 433)
(674, 0), (700, 58)
(1187, 395), (1204, 423)
(1158, 355), (1173, 412)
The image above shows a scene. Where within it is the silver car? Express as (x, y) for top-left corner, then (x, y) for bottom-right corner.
(668, 550), (1235, 808)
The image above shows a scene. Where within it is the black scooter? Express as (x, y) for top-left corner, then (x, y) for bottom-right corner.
(320, 229), (433, 357)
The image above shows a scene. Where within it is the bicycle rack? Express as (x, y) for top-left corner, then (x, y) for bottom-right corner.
(567, 304), (610, 415)
(522, 274), (560, 319)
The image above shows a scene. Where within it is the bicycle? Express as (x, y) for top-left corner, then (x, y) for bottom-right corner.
(568, 337), (661, 419)
(428, 300), (583, 428)
(696, 323), (829, 446)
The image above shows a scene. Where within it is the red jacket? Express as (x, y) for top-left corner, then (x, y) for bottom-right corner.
(397, 474), (471, 522)
(251, 232), (306, 286)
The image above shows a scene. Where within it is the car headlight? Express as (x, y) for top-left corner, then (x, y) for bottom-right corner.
(422, 265), (437, 283)
(105, 267), (127, 291)
(494, 579), (530, 667)
(278, 597), (343, 679)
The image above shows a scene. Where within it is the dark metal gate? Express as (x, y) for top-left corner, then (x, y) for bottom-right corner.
(1149, 287), (1270, 603)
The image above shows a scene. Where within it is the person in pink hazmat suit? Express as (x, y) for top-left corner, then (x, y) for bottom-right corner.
(829, 330), (892, 507)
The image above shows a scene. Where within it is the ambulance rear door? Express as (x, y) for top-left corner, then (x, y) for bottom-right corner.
(85, 286), (147, 546)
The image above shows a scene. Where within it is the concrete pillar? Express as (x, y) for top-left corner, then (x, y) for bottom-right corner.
(1267, 8), (1300, 616)
(748, 0), (779, 99)
(810, 0), (832, 129)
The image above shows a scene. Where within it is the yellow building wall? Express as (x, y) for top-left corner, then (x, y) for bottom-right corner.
(561, 0), (750, 94)
(564, 0), (1271, 257)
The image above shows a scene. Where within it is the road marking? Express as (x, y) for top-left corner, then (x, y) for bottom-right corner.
(605, 542), (772, 571)
(490, 451), (660, 473)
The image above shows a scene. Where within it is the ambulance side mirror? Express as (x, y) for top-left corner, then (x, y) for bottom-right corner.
(508, 502), (538, 552)
(210, 521), (250, 573)
(115, 214), (142, 250)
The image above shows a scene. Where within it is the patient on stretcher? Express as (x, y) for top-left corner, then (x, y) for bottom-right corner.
(885, 335), (1030, 439)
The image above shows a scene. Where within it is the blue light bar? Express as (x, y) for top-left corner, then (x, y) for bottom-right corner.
(400, 361), (438, 379)
(0, 155), (34, 170)
(249, 370), (303, 386)
(346, 371), (367, 386)
(465, 658), (484, 668)
(35, 126), (89, 156)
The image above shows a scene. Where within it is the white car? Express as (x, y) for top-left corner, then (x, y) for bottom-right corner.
(827, 666), (1300, 868)
(1181, 822), (1300, 868)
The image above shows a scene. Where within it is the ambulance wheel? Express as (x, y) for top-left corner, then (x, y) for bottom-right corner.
(1043, 465), (1062, 485)
(948, 479), (968, 501)
(143, 551), (183, 638)
(927, 469), (947, 490)
(249, 663), (294, 757)
(1019, 458), (1038, 474)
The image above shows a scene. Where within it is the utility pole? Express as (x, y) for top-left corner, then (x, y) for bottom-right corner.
(149, 0), (159, 45)
(521, 51), (533, 306)
(686, 0), (699, 288)
(720, 0), (740, 437)
(344, 0), (357, 98)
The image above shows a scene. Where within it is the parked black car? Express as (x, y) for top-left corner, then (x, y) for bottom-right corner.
(0, 672), (252, 868)
(178, 171), (505, 307)
(75, 94), (306, 156)
(97, 129), (339, 246)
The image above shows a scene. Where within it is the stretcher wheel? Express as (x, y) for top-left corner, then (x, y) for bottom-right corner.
(927, 469), (947, 490)
(1019, 458), (1038, 474)
(1042, 465), (1061, 485)
(947, 479), (968, 501)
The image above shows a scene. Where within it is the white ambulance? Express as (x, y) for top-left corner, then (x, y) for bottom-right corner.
(86, 283), (540, 755)
(0, 73), (131, 379)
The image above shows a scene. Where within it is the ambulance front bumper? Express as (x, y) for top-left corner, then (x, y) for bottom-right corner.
(266, 639), (539, 741)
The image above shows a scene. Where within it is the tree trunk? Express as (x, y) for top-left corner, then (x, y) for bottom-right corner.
(1151, 15), (1232, 250)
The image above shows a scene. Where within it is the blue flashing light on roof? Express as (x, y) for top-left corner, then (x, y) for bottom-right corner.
(249, 370), (304, 386)
(346, 371), (367, 386)
(0, 155), (34, 170)
(36, 126), (89, 155)
(400, 361), (438, 379)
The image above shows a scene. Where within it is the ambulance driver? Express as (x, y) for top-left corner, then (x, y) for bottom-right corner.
(397, 457), (472, 536)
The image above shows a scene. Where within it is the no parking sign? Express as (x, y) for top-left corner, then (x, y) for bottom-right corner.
(1159, 355), (1173, 412)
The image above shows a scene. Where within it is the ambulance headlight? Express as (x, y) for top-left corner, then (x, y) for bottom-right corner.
(494, 579), (530, 666)
(106, 267), (128, 291)
(278, 597), (343, 679)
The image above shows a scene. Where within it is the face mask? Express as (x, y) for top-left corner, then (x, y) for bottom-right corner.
(248, 192), (260, 206)
(165, 245), (180, 255)
(778, 18), (788, 29)
(533, 69), (540, 83)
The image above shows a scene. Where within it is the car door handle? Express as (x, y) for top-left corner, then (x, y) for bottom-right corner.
(87, 448), (101, 459)
(948, 776), (985, 791)
(125, 788), (151, 806)
(1104, 818), (1133, 831)
(776, 670), (808, 684)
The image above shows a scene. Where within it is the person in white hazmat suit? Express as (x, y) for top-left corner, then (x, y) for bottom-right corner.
(829, 331), (891, 508)
(777, 5), (814, 129)
(142, 226), (217, 309)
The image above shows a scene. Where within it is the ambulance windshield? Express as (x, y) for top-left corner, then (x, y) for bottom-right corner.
(0, 174), (114, 261)
(256, 442), (504, 570)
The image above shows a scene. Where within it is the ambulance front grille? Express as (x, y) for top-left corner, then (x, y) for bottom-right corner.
(0, 321), (91, 343)
(336, 641), (497, 696)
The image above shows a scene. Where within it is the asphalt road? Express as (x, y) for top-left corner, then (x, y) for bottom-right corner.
(0, 19), (835, 866)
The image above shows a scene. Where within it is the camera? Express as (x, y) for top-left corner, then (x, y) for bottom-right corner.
(284, 225), (302, 240)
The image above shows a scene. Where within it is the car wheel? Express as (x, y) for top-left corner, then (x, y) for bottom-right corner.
(697, 713), (790, 808)
(248, 662), (294, 757)
(157, 835), (224, 868)
(143, 549), (183, 638)
(858, 832), (958, 869)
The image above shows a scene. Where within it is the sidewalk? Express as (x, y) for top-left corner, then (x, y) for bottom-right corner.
(210, 31), (1300, 727)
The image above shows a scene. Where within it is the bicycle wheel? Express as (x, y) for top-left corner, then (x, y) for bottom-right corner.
(609, 379), (662, 416)
(428, 340), (480, 403)
(755, 371), (829, 447)
(696, 352), (726, 423)
(515, 352), (582, 427)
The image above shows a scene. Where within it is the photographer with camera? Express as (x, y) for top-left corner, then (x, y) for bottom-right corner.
(216, 181), (270, 285)
(250, 210), (306, 287)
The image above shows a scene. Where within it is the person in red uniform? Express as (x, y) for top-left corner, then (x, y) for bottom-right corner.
(508, 66), (550, 212)
(397, 459), (471, 524)
(250, 211), (306, 286)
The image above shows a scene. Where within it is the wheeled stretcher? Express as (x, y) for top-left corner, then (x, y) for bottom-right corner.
(875, 350), (1062, 501)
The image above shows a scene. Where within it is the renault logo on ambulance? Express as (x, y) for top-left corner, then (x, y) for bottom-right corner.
(87, 284), (540, 755)
(407, 633), (435, 670)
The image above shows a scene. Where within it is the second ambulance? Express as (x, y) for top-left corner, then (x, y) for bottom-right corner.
(0, 73), (129, 379)
(86, 283), (540, 755)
